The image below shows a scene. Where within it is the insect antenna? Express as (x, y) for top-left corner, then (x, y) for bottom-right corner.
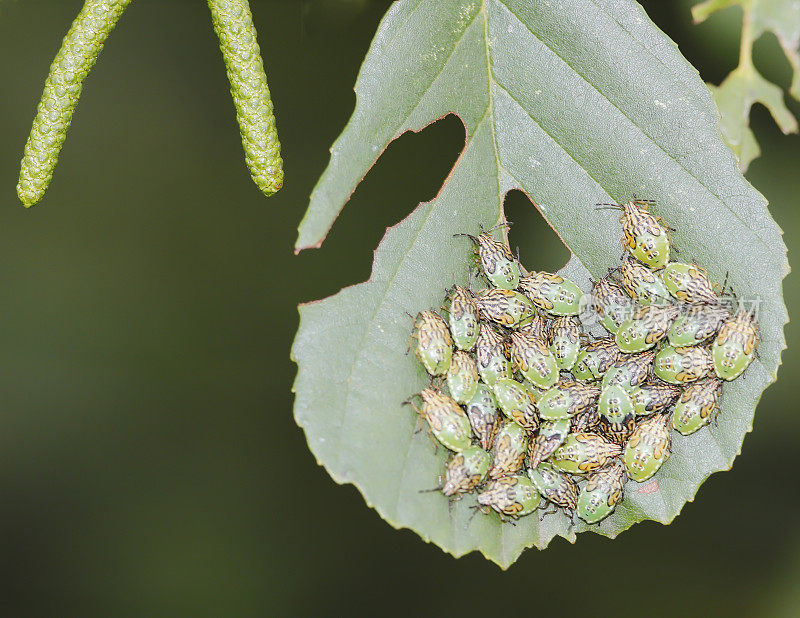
(404, 313), (416, 355)
(431, 309), (446, 321)
(719, 271), (731, 297)
(486, 221), (512, 233)
(418, 486), (443, 494)
(402, 393), (423, 411)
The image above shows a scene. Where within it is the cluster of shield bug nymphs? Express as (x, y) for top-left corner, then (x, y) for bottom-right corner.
(406, 199), (759, 525)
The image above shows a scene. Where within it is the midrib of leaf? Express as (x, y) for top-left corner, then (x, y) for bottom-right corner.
(483, 2), (521, 557)
(482, 1), (505, 218)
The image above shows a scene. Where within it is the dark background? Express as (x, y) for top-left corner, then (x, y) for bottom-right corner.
(0, 1), (797, 615)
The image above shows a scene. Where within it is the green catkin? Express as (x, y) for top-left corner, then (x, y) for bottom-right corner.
(17, 0), (132, 207)
(207, 0), (284, 197)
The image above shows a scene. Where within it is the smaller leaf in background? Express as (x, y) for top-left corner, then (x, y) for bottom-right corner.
(693, 0), (800, 171)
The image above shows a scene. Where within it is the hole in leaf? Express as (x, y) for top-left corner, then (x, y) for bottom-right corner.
(753, 32), (796, 94)
(750, 101), (792, 142)
(296, 114), (465, 300)
(504, 189), (570, 274)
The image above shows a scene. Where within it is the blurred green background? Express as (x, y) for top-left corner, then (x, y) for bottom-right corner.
(0, 0), (797, 615)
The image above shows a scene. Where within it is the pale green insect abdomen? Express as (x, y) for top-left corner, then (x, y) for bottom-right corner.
(208, 0), (283, 197)
(17, 0), (132, 207)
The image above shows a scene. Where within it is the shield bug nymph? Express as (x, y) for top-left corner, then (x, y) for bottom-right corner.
(510, 331), (560, 390)
(615, 304), (679, 353)
(712, 309), (759, 380)
(668, 303), (730, 348)
(661, 262), (718, 304)
(489, 420), (529, 479)
(519, 271), (583, 316)
(537, 381), (601, 421)
(528, 462), (579, 514)
(447, 285), (480, 351)
(456, 226), (521, 290)
(592, 276), (634, 334)
(476, 323), (512, 385)
(598, 199), (671, 269)
(492, 377), (540, 430)
(597, 384), (636, 445)
(572, 337), (621, 381)
(653, 345), (713, 385)
(528, 419), (571, 468)
(475, 288), (535, 328)
(551, 433), (622, 475)
(465, 384), (502, 451)
(549, 316), (582, 370)
(407, 388), (473, 452)
(441, 446), (492, 499)
(446, 351), (480, 404)
(672, 378), (722, 435)
(617, 258), (670, 305)
(577, 460), (627, 524)
(477, 476), (541, 519)
(411, 310), (453, 376)
(601, 350), (656, 392)
(624, 413), (672, 482)
(630, 381), (682, 416)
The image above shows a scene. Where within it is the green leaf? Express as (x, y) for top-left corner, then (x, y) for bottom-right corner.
(692, 0), (741, 23)
(292, 0), (788, 567)
(693, 0), (800, 171)
(710, 66), (797, 170)
(746, 0), (800, 99)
